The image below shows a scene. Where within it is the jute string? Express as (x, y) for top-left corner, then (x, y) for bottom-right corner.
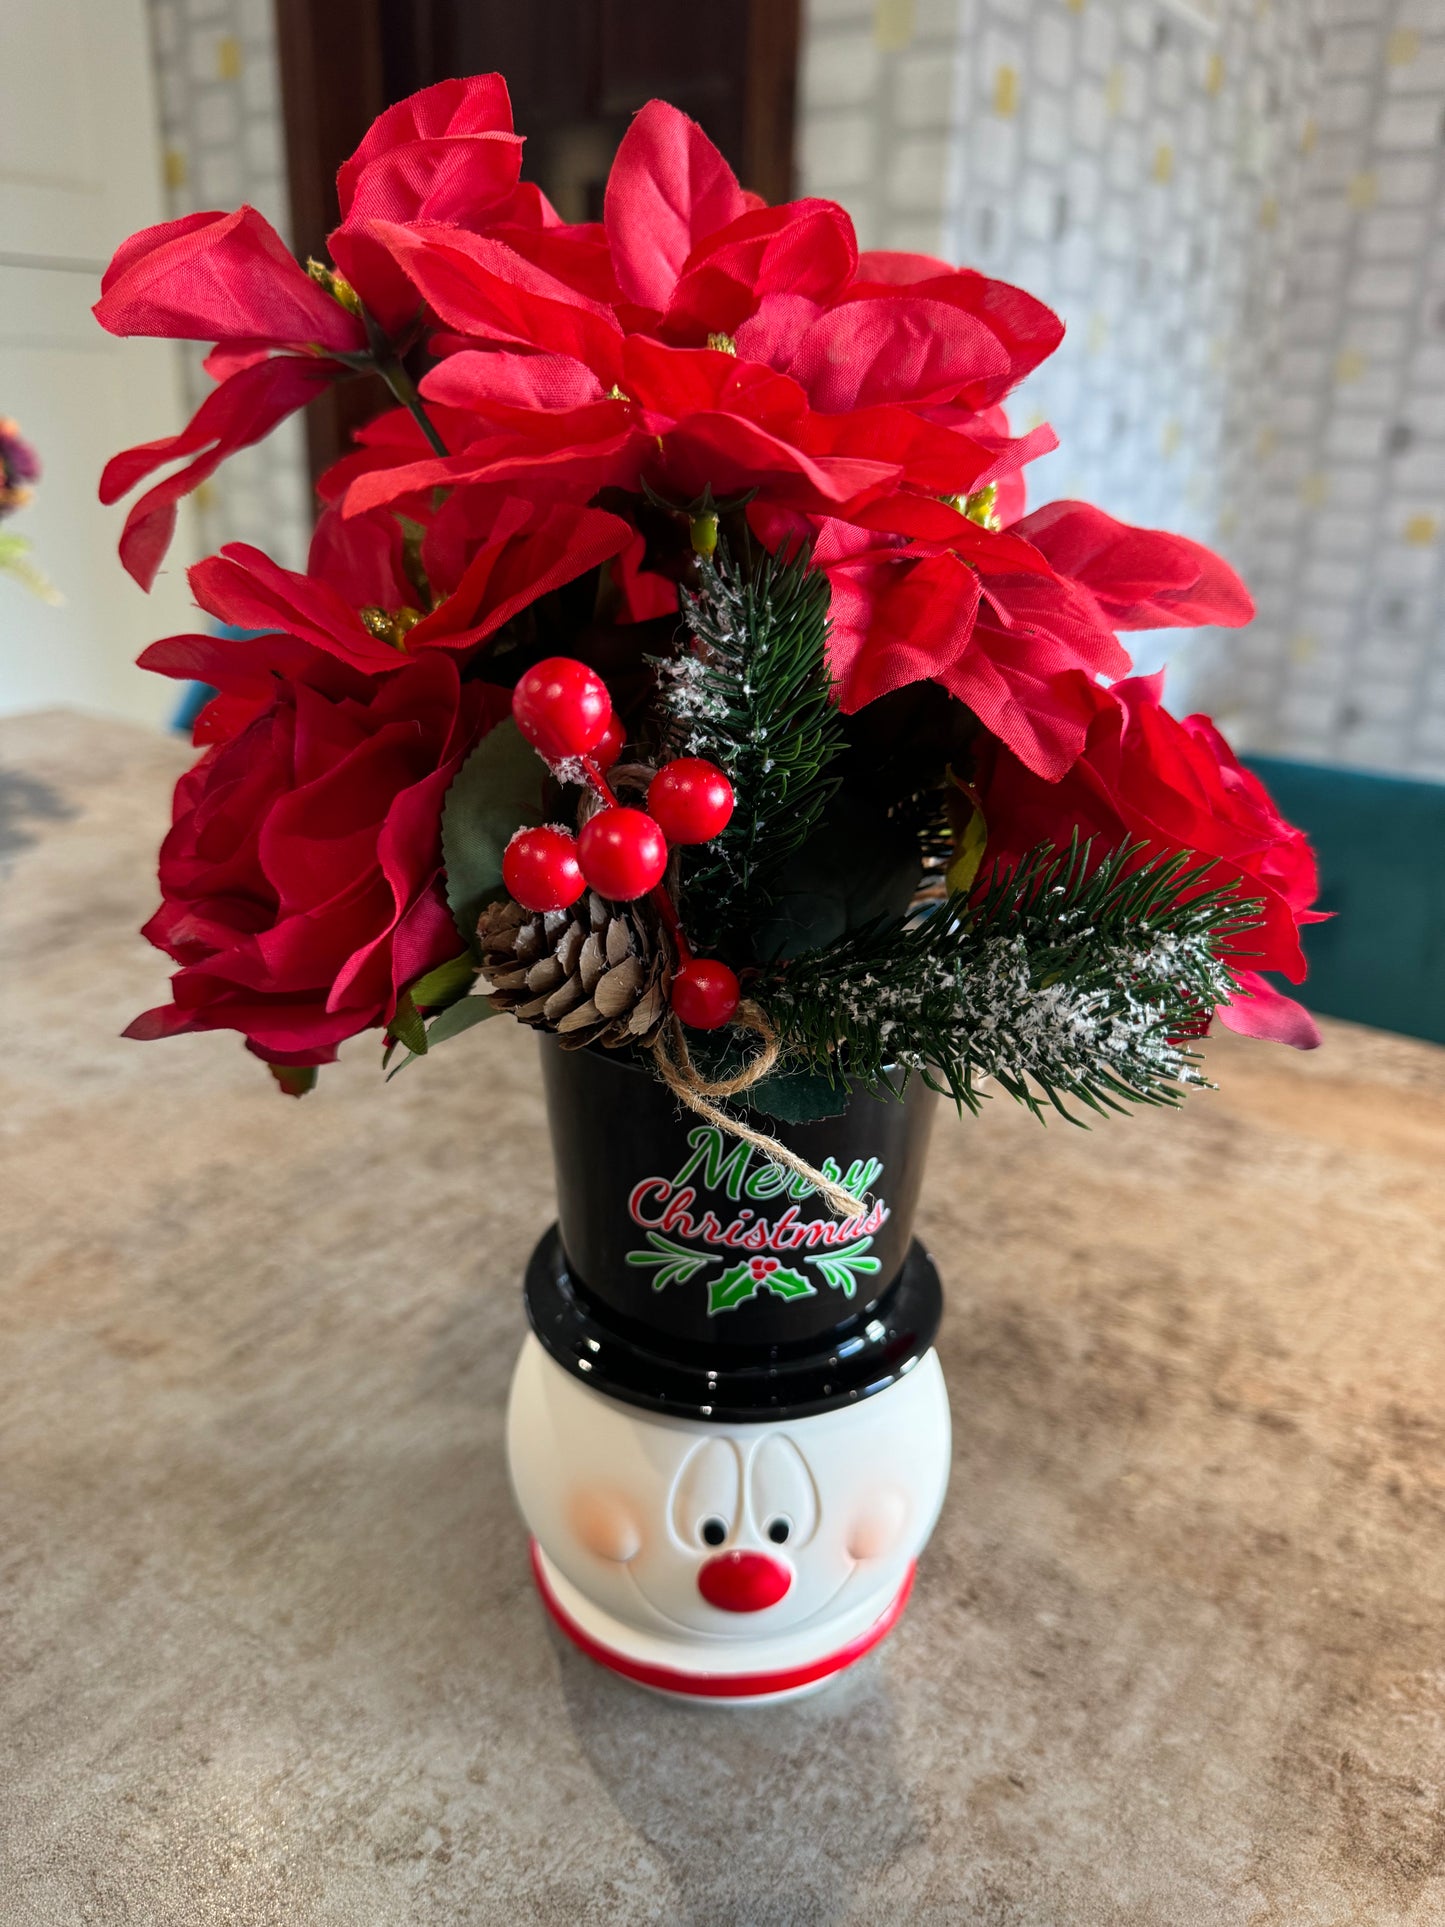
(651, 1000), (867, 1219)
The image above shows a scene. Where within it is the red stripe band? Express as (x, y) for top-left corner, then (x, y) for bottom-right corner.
(529, 1540), (915, 1699)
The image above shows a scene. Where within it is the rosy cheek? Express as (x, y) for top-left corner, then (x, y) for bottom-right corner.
(566, 1489), (642, 1563)
(845, 1490), (907, 1561)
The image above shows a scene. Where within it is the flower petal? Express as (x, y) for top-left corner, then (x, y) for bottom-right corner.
(95, 206), (362, 351)
(1014, 500), (1255, 628)
(100, 355), (339, 589)
(189, 541), (396, 667)
(1216, 972), (1322, 1048)
(603, 100), (748, 310)
(373, 221), (623, 377)
(786, 296), (1010, 412)
(335, 73), (518, 217)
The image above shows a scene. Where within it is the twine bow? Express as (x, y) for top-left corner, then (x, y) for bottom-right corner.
(651, 1000), (867, 1220)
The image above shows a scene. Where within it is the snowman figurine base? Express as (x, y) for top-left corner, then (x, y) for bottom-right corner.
(529, 1538), (918, 1704)
(506, 1230), (952, 1704)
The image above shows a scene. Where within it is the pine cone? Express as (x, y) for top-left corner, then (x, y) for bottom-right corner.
(477, 892), (673, 1050)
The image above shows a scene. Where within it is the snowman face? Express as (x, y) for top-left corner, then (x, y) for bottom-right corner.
(509, 1339), (950, 1642)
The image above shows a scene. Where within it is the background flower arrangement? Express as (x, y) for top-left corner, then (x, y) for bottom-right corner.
(96, 75), (1322, 1121)
(0, 419), (60, 604)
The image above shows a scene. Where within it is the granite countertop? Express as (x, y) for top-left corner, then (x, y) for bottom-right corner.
(2, 711), (1443, 1926)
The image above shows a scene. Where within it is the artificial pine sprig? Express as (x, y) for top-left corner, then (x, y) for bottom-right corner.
(760, 839), (1262, 1123)
(656, 544), (844, 950)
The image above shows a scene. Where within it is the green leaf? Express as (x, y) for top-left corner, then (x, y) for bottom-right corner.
(742, 1065), (851, 1123)
(0, 532), (62, 604)
(763, 837), (1261, 1124)
(946, 802), (988, 896)
(424, 995), (496, 1047)
(708, 1261), (816, 1314)
(408, 950), (476, 1011)
(441, 720), (547, 948)
(805, 1239), (882, 1299)
(656, 546), (845, 957)
(626, 1232), (714, 1292)
(752, 792), (921, 962)
(382, 992), (496, 1081)
(267, 1062), (318, 1099)
(387, 989), (427, 1057)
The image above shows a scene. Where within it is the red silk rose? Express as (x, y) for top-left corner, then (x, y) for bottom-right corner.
(975, 674), (1324, 1046)
(124, 644), (507, 1066)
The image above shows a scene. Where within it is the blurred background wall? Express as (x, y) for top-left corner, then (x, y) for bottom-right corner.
(0, 0), (202, 725)
(146, 0), (313, 574)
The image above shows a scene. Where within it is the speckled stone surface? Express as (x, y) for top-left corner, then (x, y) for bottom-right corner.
(2, 711), (1443, 1926)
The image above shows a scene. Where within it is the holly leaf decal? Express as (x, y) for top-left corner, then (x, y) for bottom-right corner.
(708, 1261), (815, 1315)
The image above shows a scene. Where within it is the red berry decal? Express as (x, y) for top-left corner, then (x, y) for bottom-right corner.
(671, 957), (741, 1030)
(511, 657), (613, 761)
(594, 712), (626, 772)
(502, 825), (585, 912)
(646, 758), (734, 845)
(576, 807), (669, 901)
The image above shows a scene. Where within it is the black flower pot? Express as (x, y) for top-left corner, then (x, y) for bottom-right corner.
(524, 1037), (944, 1422)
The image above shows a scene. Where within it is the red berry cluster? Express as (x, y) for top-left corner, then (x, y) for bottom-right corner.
(502, 657), (741, 1031)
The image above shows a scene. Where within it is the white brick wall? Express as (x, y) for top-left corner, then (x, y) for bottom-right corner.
(798, 0), (1445, 781)
(146, 0), (310, 573)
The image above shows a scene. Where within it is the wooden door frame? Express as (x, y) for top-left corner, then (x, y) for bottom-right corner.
(276, 0), (800, 486)
(276, 0), (389, 490)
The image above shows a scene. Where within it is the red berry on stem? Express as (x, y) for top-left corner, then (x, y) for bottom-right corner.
(502, 825), (585, 912)
(593, 712), (625, 772)
(512, 657), (613, 761)
(672, 958), (741, 1030)
(576, 807), (669, 901)
(647, 758), (735, 844)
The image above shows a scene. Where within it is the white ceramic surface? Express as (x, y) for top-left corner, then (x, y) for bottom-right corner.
(506, 1335), (952, 1697)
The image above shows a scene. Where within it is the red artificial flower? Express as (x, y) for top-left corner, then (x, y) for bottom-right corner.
(94, 76), (541, 588)
(344, 97), (1248, 771)
(125, 643), (507, 1065)
(974, 673), (1325, 1046)
(186, 492), (633, 674)
(1012, 500), (1256, 629)
(792, 497), (1254, 778)
(327, 73), (535, 335)
(568, 101), (1064, 406)
(94, 208), (363, 587)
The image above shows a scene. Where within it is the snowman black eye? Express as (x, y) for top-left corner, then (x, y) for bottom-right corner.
(701, 1517), (727, 1547)
(766, 1517), (792, 1545)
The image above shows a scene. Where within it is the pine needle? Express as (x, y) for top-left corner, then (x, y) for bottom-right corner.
(760, 838), (1263, 1124)
(655, 545), (844, 951)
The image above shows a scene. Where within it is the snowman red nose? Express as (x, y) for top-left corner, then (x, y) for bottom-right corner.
(697, 1549), (792, 1612)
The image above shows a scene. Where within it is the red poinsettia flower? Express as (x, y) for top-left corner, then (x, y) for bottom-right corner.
(974, 672), (1324, 1046)
(343, 98), (1249, 774)
(327, 73), (539, 334)
(94, 75), (542, 588)
(185, 492), (632, 675)
(93, 208), (363, 587)
(560, 101), (1065, 407)
(125, 641), (507, 1066)
(786, 497), (1254, 778)
(336, 330), (1042, 590)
